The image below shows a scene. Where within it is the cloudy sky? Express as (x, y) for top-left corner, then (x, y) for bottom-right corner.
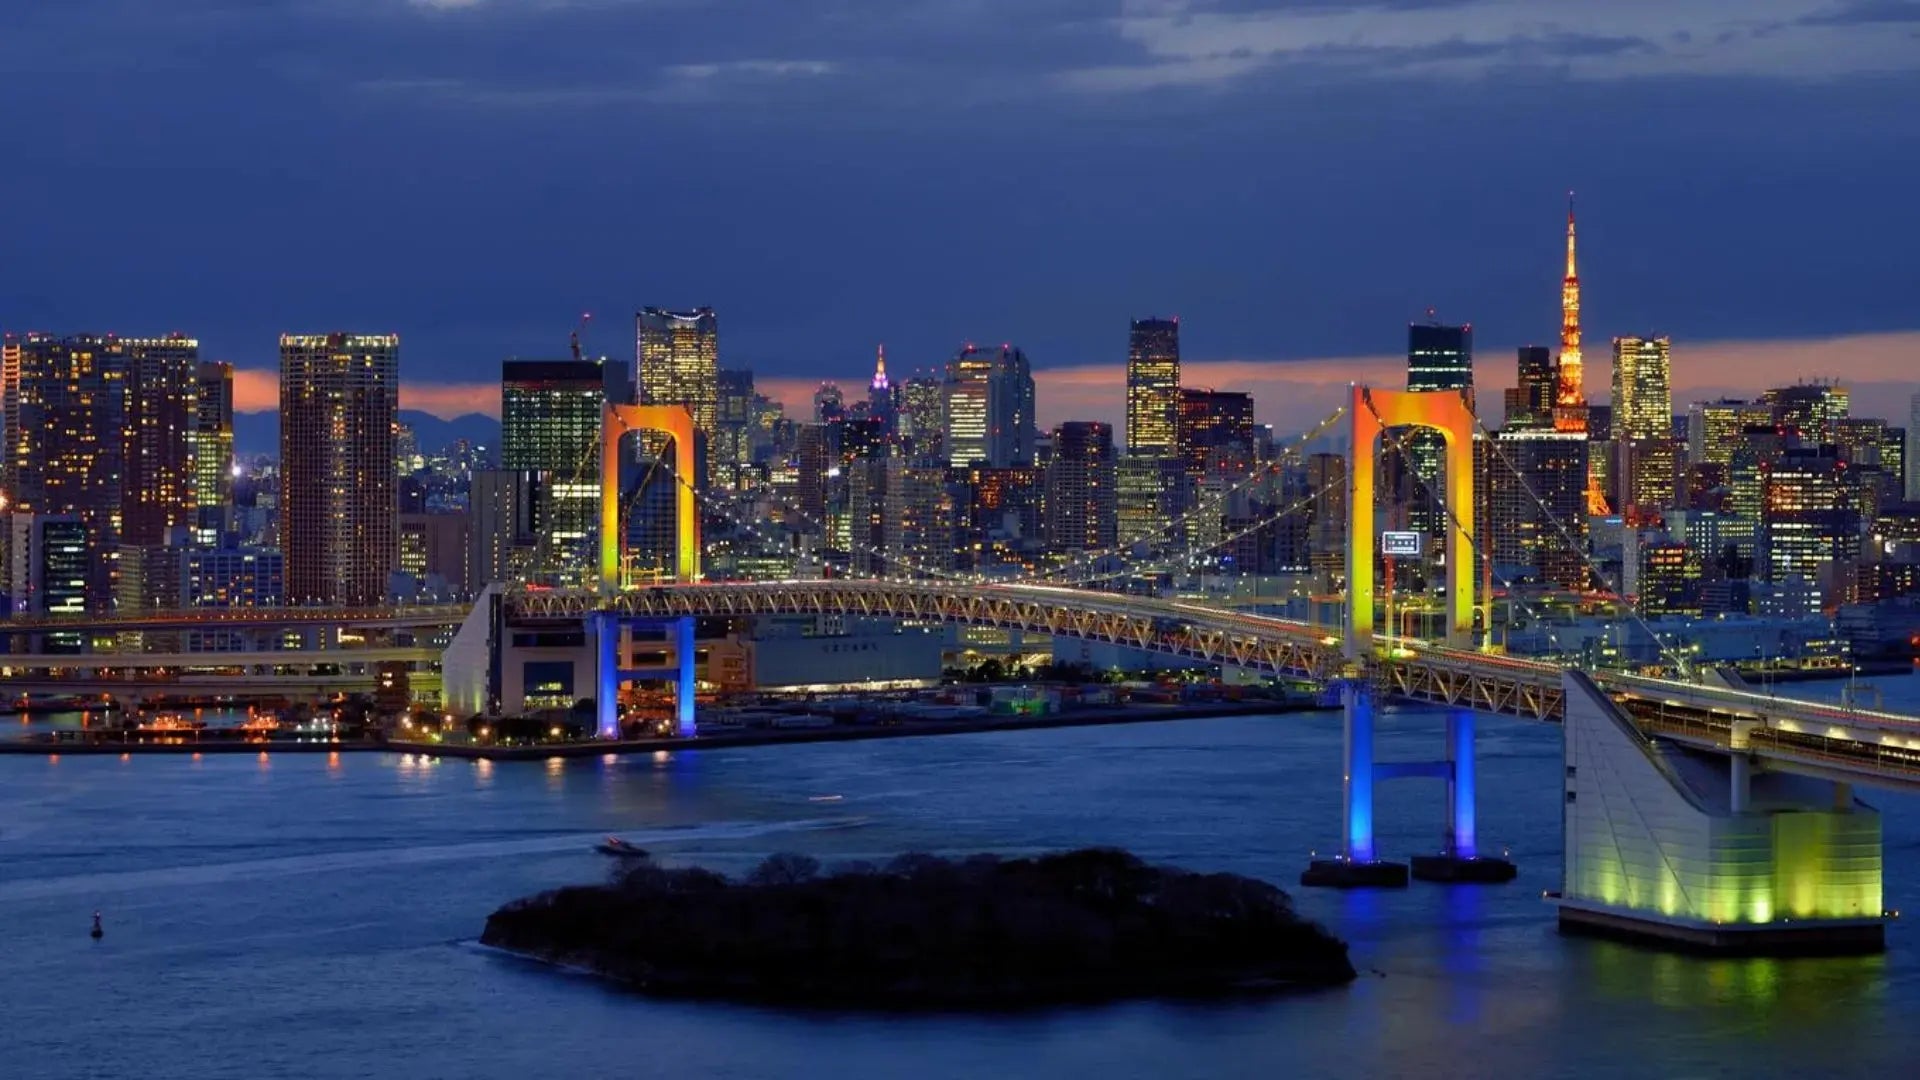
(5, 0), (1917, 433)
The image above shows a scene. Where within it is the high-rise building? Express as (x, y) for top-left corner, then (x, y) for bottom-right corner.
(1116, 456), (1187, 547)
(1507, 345), (1558, 430)
(1764, 383), (1850, 446)
(1403, 321), (1473, 538)
(714, 368), (758, 490)
(1407, 320), (1474, 395)
(1762, 446), (1865, 613)
(1554, 195), (1588, 434)
(868, 346), (897, 438)
(189, 361), (234, 544)
(1306, 452), (1348, 580)
(899, 376), (945, 461)
(468, 469), (539, 589)
(1612, 335), (1675, 514)
(1044, 422), (1116, 554)
(634, 307), (718, 436)
(1687, 399), (1774, 467)
(1482, 430), (1590, 589)
(502, 360), (605, 585)
(945, 343), (1036, 468)
(1125, 318), (1180, 458)
(1178, 388), (1257, 479)
(1, 333), (128, 611)
(848, 457), (952, 576)
(279, 333), (399, 605)
(120, 334), (200, 546)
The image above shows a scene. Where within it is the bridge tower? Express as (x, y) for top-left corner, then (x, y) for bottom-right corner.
(594, 403), (700, 740)
(1306, 384), (1512, 887)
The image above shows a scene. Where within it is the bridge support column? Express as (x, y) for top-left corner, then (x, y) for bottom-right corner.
(594, 613), (621, 741)
(674, 615), (697, 739)
(1409, 709), (1516, 883)
(1302, 684), (1408, 888)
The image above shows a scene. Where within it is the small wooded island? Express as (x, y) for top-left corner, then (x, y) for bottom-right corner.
(482, 848), (1356, 1006)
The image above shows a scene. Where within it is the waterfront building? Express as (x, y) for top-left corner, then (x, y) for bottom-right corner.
(181, 545), (285, 609)
(1125, 317), (1181, 458)
(279, 332), (399, 605)
(501, 359), (605, 586)
(121, 334), (200, 547)
(1044, 421), (1117, 554)
(945, 343), (1036, 468)
(1, 333), (128, 611)
(189, 360), (234, 545)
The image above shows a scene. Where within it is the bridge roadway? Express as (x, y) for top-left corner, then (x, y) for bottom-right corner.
(0, 604), (469, 634)
(509, 579), (1920, 790)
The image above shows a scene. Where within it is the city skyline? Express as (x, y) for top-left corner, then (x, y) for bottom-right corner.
(4, 1), (1916, 429)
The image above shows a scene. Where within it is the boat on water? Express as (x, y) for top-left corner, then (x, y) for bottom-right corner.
(595, 837), (649, 858)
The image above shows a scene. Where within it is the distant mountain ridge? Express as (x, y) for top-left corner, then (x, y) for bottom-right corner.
(234, 410), (501, 459)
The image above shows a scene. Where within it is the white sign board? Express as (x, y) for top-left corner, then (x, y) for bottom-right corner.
(1380, 531), (1423, 557)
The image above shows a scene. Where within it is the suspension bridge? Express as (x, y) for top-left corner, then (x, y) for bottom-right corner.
(7, 385), (1911, 951)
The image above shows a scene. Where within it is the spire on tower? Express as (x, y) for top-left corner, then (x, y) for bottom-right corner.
(1565, 191), (1578, 279)
(871, 343), (889, 392)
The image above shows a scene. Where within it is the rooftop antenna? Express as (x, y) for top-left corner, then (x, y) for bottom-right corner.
(570, 312), (593, 362)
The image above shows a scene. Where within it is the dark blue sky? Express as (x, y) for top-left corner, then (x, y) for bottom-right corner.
(5, 0), (1917, 417)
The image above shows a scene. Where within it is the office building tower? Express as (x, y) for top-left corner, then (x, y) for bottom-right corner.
(1116, 456), (1187, 548)
(1483, 430), (1590, 589)
(1403, 320), (1473, 537)
(120, 334), (200, 546)
(1407, 320), (1474, 395)
(1637, 542), (1704, 617)
(1044, 422), (1117, 554)
(713, 368), (758, 490)
(945, 343), (1036, 468)
(848, 456), (953, 577)
(1178, 388), (1257, 479)
(1764, 383), (1850, 446)
(501, 359), (605, 585)
(899, 376), (945, 460)
(1762, 446), (1865, 613)
(1, 333), (127, 611)
(634, 307), (718, 435)
(1687, 399), (1775, 467)
(1305, 452), (1348, 579)
(813, 382), (845, 424)
(1126, 318), (1181, 458)
(1504, 346), (1558, 430)
(189, 361), (234, 544)
(398, 510), (471, 597)
(1554, 196), (1588, 434)
(1612, 334), (1678, 517)
(468, 469), (539, 589)
(279, 333), (399, 605)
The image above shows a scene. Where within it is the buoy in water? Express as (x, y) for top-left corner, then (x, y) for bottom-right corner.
(90, 912), (103, 940)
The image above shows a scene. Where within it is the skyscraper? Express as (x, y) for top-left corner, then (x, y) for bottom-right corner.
(945, 343), (1036, 468)
(1403, 320), (1473, 537)
(1125, 318), (1180, 458)
(899, 376), (945, 460)
(121, 334), (200, 546)
(635, 305), (718, 435)
(2, 333), (128, 611)
(1507, 345), (1557, 430)
(1765, 383), (1850, 446)
(279, 333), (399, 605)
(868, 345), (896, 437)
(1178, 388), (1257, 479)
(1612, 335), (1675, 514)
(501, 359), (606, 585)
(189, 360), (234, 544)
(1406, 320), (1473, 395)
(1044, 421), (1117, 554)
(714, 368), (758, 490)
(1554, 195), (1588, 434)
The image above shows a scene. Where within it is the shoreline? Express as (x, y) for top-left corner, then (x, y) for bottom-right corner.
(0, 700), (1318, 758)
